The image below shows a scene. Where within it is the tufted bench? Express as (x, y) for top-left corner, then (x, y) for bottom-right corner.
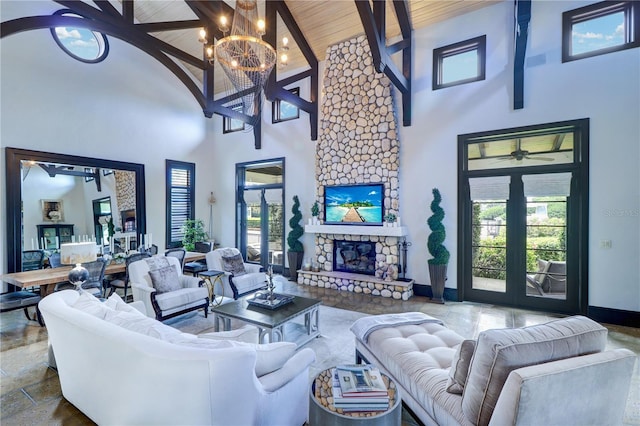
(352, 315), (468, 425)
(351, 313), (636, 426)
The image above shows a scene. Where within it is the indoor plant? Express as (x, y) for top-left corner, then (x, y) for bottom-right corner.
(427, 188), (449, 303)
(311, 201), (320, 224)
(287, 195), (304, 281)
(181, 219), (207, 252)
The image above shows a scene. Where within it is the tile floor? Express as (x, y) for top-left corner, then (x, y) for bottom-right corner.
(1, 279), (639, 425)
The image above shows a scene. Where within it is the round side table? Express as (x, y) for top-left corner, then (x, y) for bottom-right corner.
(198, 270), (225, 307)
(309, 368), (401, 426)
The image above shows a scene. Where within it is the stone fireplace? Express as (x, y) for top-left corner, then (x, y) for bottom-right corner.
(296, 34), (412, 300)
(333, 239), (376, 275)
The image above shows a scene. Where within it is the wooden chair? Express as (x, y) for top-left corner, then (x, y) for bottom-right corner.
(184, 242), (212, 276)
(164, 248), (186, 271)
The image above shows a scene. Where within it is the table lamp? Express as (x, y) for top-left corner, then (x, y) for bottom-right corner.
(60, 242), (98, 292)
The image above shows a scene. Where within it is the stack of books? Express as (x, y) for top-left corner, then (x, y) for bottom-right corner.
(331, 365), (390, 412)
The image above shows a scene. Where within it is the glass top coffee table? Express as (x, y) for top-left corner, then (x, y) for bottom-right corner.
(210, 294), (321, 346)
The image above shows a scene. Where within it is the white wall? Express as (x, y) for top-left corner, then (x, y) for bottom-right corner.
(2, 1), (638, 312)
(0, 1), (211, 280)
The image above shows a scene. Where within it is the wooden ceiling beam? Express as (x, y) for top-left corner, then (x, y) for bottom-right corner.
(514, 0), (531, 110)
(355, 0), (412, 126)
(265, 0), (319, 142)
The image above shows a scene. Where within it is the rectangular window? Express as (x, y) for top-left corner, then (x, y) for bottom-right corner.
(272, 87), (300, 123)
(166, 160), (195, 248)
(433, 35), (486, 90)
(223, 104), (245, 134)
(562, 1), (639, 62)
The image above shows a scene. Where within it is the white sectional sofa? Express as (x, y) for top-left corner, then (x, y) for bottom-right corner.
(352, 313), (636, 426)
(40, 290), (315, 426)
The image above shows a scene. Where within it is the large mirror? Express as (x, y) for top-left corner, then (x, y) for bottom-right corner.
(5, 148), (146, 273)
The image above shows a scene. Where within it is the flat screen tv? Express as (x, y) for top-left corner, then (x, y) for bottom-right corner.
(324, 183), (384, 226)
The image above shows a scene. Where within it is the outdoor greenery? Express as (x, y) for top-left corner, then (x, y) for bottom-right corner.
(181, 219), (207, 252)
(427, 188), (450, 265)
(473, 198), (566, 280)
(287, 195), (304, 252)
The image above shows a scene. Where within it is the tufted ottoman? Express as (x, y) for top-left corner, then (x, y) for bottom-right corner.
(351, 313), (468, 425)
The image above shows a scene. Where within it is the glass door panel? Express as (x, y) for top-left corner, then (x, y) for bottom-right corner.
(472, 199), (507, 293)
(243, 189), (263, 263)
(523, 173), (570, 301)
(265, 188), (284, 271)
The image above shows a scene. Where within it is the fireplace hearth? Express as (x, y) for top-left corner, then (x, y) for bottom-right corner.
(333, 240), (376, 276)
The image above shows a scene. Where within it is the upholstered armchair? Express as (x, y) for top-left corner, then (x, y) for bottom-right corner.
(205, 248), (266, 299)
(129, 256), (209, 321)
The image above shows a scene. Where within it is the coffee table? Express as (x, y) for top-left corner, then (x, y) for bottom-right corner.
(309, 368), (401, 425)
(210, 294), (321, 346)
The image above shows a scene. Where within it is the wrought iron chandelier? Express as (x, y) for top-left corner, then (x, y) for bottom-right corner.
(202, 0), (277, 125)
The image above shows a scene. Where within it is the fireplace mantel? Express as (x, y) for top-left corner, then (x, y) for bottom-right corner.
(305, 224), (408, 237)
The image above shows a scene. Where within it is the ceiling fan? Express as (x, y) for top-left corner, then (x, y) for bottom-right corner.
(495, 139), (554, 162)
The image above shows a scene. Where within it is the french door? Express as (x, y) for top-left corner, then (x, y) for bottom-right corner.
(459, 120), (589, 314)
(236, 159), (285, 273)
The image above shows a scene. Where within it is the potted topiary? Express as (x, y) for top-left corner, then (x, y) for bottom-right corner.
(427, 188), (449, 303)
(287, 195), (304, 281)
(311, 201), (320, 225)
(182, 219), (207, 252)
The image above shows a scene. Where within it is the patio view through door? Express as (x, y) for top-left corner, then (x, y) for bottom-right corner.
(459, 120), (588, 314)
(236, 159), (285, 274)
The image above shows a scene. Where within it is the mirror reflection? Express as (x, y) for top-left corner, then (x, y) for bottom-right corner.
(5, 148), (146, 273)
(21, 161), (138, 254)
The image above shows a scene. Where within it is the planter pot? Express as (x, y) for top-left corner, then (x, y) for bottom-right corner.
(428, 263), (447, 304)
(287, 251), (304, 282)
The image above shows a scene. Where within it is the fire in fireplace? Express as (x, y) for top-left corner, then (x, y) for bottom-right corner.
(333, 240), (376, 275)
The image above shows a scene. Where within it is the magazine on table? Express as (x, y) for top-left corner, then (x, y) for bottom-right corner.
(334, 365), (389, 397)
(331, 368), (390, 404)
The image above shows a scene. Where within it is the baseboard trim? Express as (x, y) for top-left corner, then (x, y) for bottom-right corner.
(587, 306), (640, 328)
(413, 284), (458, 301)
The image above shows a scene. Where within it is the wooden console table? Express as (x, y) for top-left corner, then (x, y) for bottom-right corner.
(1, 252), (206, 298)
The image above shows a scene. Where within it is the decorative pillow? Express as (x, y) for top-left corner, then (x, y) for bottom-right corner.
(461, 316), (607, 426)
(221, 254), (247, 276)
(149, 265), (181, 293)
(176, 337), (296, 377)
(104, 293), (143, 316)
(107, 311), (184, 341)
(72, 292), (114, 320)
(199, 325), (259, 344)
(445, 339), (476, 394)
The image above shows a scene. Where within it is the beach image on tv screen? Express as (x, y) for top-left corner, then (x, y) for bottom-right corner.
(325, 184), (383, 224)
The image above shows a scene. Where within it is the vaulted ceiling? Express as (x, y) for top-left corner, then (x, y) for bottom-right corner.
(128, 0), (500, 89)
(2, 0), (502, 147)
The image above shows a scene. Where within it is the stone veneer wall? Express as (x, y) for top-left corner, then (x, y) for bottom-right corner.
(297, 35), (411, 299)
(114, 170), (136, 227)
(316, 35), (400, 216)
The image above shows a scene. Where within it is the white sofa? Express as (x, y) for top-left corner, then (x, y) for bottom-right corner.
(352, 313), (636, 426)
(206, 247), (266, 299)
(40, 290), (316, 426)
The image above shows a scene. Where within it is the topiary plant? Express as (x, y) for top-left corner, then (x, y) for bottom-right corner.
(311, 201), (319, 217)
(427, 188), (450, 265)
(287, 195), (304, 252)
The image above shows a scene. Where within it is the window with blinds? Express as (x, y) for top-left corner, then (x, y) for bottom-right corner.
(166, 160), (195, 248)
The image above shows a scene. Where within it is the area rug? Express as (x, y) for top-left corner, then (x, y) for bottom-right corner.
(164, 306), (368, 377)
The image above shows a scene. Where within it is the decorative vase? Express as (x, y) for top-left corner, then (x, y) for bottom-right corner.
(288, 251), (304, 281)
(428, 263), (447, 304)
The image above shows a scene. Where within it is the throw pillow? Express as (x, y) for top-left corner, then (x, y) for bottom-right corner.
(445, 339), (476, 394)
(221, 254), (247, 276)
(107, 311), (184, 341)
(461, 315), (607, 426)
(178, 336), (296, 377)
(149, 265), (181, 294)
(104, 293), (143, 316)
(72, 292), (115, 320)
